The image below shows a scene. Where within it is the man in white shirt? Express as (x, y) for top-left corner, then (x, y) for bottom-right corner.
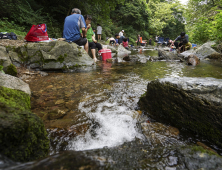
(119, 30), (124, 37)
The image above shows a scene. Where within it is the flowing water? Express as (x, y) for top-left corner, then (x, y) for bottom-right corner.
(3, 50), (222, 169)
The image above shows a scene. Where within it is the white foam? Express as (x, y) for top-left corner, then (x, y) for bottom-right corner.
(69, 97), (143, 150)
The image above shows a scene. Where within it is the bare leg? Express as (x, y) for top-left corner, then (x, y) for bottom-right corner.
(84, 41), (89, 54)
(91, 49), (98, 62)
(97, 34), (99, 41)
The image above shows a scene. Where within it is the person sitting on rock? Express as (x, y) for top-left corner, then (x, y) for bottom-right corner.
(63, 8), (89, 53)
(80, 15), (102, 63)
(122, 37), (129, 49)
(173, 32), (189, 53)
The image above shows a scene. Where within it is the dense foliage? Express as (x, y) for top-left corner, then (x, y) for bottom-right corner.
(0, 0), (189, 43)
(185, 0), (222, 43)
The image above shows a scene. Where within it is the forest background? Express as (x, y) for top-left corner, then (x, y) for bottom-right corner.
(0, 0), (221, 45)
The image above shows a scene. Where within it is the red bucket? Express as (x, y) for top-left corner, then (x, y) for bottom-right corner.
(98, 49), (112, 61)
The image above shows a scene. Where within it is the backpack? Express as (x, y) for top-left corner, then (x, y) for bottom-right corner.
(9, 32), (17, 40)
(25, 24), (49, 42)
(0, 32), (17, 40)
(0, 32), (10, 39)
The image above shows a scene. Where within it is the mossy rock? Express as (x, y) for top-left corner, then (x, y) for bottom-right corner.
(5, 64), (17, 76)
(0, 86), (49, 162)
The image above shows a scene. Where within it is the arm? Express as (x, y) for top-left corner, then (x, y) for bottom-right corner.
(82, 28), (87, 38)
(79, 15), (87, 38)
(92, 34), (97, 43)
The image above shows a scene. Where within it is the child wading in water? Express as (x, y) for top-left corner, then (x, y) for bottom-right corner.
(122, 37), (129, 49)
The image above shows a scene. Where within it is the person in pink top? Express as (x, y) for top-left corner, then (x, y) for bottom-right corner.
(122, 37), (129, 49)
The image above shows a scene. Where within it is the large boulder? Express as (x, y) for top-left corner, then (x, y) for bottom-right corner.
(0, 84), (49, 162)
(7, 41), (94, 70)
(179, 41), (221, 60)
(138, 77), (222, 146)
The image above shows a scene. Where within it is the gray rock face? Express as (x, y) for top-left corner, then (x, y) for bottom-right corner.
(0, 72), (31, 95)
(160, 77), (222, 104)
(138, 77), (222, 146)
(179, 41), (221, 60)
(0, 46), (12, 72)
(6, 41), (94, 70)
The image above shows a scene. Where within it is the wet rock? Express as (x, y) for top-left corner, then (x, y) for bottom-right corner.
(186, 54), (200, 66)
(4, 151), (103, 170)
(195, 41), (220, 59)
(141, 122), (179, 146)
(116, 45), (131, 59)
(138, 77), (222, 146)
(107, 45), (117, 53)
(0, 72), (31, 95)
(0, 86), (49, 162)
(157, 48), (179, 60)
(208, 52), (222, 59)
(106, 58), (115, 63)
(179, 49), (196, 59)
(5, 143), (222, 170)
(123, 55), (140, 62)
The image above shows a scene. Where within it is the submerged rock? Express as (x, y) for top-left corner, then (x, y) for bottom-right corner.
(141, 122), (179, 146)
(4, 143), (222, 170)
(138, 77), (222, 146)
(0, 86), (49, 162)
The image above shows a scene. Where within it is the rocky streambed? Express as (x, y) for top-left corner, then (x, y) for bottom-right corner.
(1, 40), (222, 169)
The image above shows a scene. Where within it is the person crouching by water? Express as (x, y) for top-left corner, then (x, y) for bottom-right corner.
(108, 37), (116, 46)
(63, 8), (89, 53)
(115, 33), (124, 45)
(173, 32), (189, 53)
(80, 15), (102, 63)
(122, 37), (129, 49)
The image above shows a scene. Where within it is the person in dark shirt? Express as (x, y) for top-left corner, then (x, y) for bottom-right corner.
(173, 32), (189, 53)
(115, 33), (124, 45)
(63, 8), (89, 53)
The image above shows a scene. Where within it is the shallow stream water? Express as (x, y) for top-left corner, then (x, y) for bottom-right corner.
(3, 49), (222, 169)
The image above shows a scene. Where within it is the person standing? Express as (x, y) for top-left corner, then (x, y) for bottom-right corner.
(97, 24), (102, 41)
(119, 30), (124, 37)
(149, 38), (152, 45)
(137, 35), (141, 46)
(63, 8), (88, 53)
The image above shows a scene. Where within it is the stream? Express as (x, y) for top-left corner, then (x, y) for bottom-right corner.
(3, 49), (222, 169)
